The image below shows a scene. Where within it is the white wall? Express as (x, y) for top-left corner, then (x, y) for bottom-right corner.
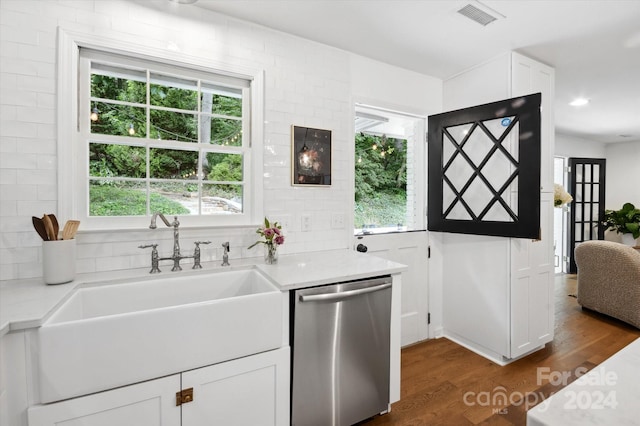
(555, 133), (606, 158)
(605, 140), (640, 209)
(554, 134), (639, 243)
(0, 0), (443, 281)
(554, 133), (639, 210)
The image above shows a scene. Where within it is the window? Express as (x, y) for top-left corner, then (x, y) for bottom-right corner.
(76, 49), (254, 228)
(354, 106), (426, 234)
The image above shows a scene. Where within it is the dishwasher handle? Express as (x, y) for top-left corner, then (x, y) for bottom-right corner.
(299, 282), (391, 303)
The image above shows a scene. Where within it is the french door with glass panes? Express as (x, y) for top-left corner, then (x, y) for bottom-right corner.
(568, 158), (606, 273)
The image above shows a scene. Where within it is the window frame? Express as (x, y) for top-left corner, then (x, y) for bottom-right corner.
(58, 28), (264, 231)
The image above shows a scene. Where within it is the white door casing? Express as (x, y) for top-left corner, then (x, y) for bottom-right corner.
(353, 105), (429, 346)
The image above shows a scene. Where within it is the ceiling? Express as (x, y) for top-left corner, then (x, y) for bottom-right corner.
(192, 0), (640, 144)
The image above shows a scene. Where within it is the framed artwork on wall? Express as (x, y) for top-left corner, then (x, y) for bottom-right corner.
(291, 125), (332, 186)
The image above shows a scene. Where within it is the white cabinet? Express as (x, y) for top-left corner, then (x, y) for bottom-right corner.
(441, 52), (555, 364)
(183, 347), (289, 425)
(28, 348), (289, 426)
(1, 331), (29, 426)
(511, 52), (555, 193)
(510, 192), (555, 358)
(28, 375), (180, 426)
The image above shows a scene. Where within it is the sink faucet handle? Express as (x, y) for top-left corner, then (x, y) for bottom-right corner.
(138, 243), (158, 249)
(192, 241), (211, 270)
(221, 242), (230, 266)
(139, 244), (160, 273)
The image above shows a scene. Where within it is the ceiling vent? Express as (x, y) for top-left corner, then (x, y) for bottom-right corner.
(457, 3), (499, 26)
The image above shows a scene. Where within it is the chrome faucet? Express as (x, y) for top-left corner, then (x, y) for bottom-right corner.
(149, 213), (184, 271)
(141, 213), (212, 273)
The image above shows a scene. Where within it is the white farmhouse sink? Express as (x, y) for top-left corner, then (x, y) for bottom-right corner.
(37, 268), (283, 403)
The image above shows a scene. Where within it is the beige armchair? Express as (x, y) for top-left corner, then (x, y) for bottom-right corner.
(575, 240), (640, 329)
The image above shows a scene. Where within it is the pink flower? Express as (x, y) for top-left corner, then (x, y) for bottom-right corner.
(248, 217), (286, 250)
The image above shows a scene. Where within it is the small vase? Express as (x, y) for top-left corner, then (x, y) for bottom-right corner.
(621, 233), (637, 247)
(264, 243), (278, 264)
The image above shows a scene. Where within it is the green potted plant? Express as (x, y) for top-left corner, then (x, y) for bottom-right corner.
(602, 202), (640, 245)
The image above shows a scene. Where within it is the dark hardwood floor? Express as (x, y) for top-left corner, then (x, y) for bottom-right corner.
(364, 274), (640, 426)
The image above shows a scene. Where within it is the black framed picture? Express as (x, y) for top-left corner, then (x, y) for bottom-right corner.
(291, 125), (332, 186)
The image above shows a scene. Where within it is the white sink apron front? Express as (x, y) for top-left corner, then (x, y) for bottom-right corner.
(36, 269), (282, 403)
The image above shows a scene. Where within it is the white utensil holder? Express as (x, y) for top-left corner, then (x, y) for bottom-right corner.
(43, 239), (76, 284)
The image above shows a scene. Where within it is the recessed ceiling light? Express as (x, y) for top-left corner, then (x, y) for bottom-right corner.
(569, 98), (590, 107)
(168, 0), (198, 4)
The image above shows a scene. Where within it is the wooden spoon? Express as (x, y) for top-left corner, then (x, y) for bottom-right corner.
(32, 216), (49, 241)
(61, 220), (80, 240)
(48, 214), (59, 240)
(42, 214), (56, 241)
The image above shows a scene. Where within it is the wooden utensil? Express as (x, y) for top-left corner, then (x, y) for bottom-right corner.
(32, 216), (49, 241)
(61, 220), (80, 240)
(48, 214), (59, 240)
(42, 214), (56, 241)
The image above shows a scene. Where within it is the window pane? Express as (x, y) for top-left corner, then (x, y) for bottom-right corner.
(91, 68), (146, 104)
(355, 133), (407, 231)
(89, 181), (147, 216)
(150, 73), (198, 111)
(89, 143), (146, 178)
(149, 182), (196, 215)
(149, 148), (198, 179)
(202, 183), (243, 214)
(149, 109), (198, 142)
(204, 153), (243, 182)
(201, 84), (242, 117)
(91, 102), (146, 138)
(202, 117), (242, 146)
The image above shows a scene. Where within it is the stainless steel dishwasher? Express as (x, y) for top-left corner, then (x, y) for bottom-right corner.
(291, 275), (392, 426)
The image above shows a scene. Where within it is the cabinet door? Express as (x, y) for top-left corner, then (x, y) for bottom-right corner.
(28, 375), (180, 426)
(511, 52), (555, 193)
(510, 192), (555, 358)
(182, 347), (290, 426)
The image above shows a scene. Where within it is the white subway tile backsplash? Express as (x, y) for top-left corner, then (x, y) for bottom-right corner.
(16, 200), (56, 217)
(36, 184), (57, 202)
(17, 44), (56, 64)
(17, 137), (56, 154)
(36, 154), (56, 170)
(0, 152), (38, 169)
(0, 184), (38, 202)
(0, 200), (17, 217)
(0, 88), (37, 108)
(0, 230), (18, 250)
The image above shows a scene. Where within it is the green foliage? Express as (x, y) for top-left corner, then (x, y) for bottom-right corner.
(90, 184), (189, 216)
(354, 133), (408, 228)
(355, 133), (406, 201)
(90, 144), (146, 179)
(602, 202), (640, 239)
(355, 192), (407, 229)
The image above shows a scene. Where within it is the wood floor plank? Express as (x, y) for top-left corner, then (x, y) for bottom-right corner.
(363, 274), (640, 425)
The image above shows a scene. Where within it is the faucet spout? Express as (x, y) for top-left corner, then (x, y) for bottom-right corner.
(149, 212), (173, 229)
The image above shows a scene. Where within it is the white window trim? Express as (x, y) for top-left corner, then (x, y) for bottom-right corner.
(57, 27), (264, 231)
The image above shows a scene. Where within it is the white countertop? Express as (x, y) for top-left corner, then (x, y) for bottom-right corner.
(255, 249), (407, 290)
(527, 337), (640, 426)
(0, 249), (407, 337)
